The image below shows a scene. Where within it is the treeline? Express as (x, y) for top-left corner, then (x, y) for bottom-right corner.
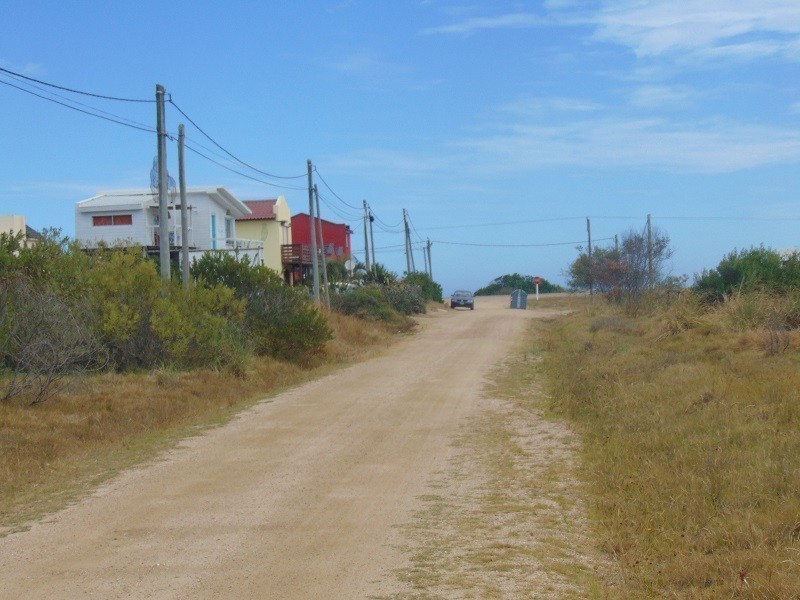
(0, 230), (441, 403)
(475, 273), (563, 295)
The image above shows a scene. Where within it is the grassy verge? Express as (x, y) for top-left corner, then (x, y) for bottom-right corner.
(383, 318), (611, 599)
(0, 311), (407, 533)
(540, 294), (800, 598)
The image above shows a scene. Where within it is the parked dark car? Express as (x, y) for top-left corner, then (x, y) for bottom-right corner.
(450, 290), (474, 310)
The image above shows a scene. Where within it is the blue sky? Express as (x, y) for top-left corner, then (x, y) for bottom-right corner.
(2, 0), (800, 293)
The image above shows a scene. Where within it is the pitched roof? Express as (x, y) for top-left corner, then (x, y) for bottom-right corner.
(239, 199), (278, 221)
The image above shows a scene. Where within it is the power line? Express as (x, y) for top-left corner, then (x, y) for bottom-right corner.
(183, 143), (309, 191)
(0, 66), (155, 102)
(419, 216), (584, 231)
(430, 237), (615, 248)
(168, 99), (307, 180)
(1, 72), (155, 132)
(313, 168), (362, 210)
(0, 78), (156, 133)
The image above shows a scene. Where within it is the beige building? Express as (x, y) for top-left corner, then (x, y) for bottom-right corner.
(0, 215), (42, 246)
(236, 196), (292, 276)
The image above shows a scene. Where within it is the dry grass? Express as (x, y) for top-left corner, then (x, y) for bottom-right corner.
(0, 312), (404, 533)
(540, 293), (800, 598)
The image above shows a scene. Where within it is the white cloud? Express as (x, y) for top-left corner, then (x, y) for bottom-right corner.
(421, 12), (548, 35)
(591, 0), (800, 61)
(629, 84), (695, 109)
(452, 116), (800, 174)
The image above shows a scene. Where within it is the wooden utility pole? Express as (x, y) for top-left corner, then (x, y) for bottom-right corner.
(368, 208), (376, 270)
(362, 200), (371, 274)
(587, 217), (593, 302)
(307, 160), (320, 303)
(427, 239), (433, 279)
(156, 84), (170, 280)
(403, 209), (415, 274)
(314, 185), (330, 309)
(647, 213), (653, 289)
(178, 124), (189, 288)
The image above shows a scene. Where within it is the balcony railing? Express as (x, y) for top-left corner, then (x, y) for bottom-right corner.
(282, 243), (313, 265)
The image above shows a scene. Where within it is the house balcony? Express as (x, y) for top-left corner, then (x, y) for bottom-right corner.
(281, 243), (313, 266)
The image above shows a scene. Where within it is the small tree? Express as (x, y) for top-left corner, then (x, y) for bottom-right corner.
(567, 227), (673, 300)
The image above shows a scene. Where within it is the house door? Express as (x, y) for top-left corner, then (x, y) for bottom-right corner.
(211, 214), (217, 250)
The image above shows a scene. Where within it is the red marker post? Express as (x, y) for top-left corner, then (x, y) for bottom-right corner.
(534, 276), (542, 301)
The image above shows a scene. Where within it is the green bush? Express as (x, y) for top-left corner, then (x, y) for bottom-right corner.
(332, 286), (404, 324)
(191, 252), (331, 361)
(87, 248), (163, 369)
(383, 283), (426, 315)
(403, 272), (443, 303)
(245, 284), (332, 361)
(694, 247), (800, 300)
(151, 284), (248, 371)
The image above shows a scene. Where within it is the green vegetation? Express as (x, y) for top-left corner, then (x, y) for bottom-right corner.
(694, 246), (800, 300)
(474, 273), (563, 295)
(539, 289), (800, 598)
(567, 227), (678, 301)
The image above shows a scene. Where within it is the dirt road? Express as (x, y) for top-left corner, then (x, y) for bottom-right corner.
(0, 296), (561, 599)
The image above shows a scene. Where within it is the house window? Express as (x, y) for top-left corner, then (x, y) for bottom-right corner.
(92, 214), (132, 226)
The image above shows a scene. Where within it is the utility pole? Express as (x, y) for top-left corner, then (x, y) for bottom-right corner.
(362, 200), (371, 274)
(427, 239), (433, 279)
(368, 208), (376, 270)
(647, 213), (653, 290)
(615, 234), (619, 253)
(178, 124), (189, 288)
(587, 217), (593, 302)
(314, 185), (330, 309)
(403, 209), (414, 274)
(307, 160), (320, 303)
(156, 84), (170, 280)
(422, 239), (429, 275)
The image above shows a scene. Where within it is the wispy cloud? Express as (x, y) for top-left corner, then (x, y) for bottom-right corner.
(590, 0), (800, 61)
(452, 116), (800, 174)
(0, 59), (43, 75)
(421, 12), (548, 35)
(629, 84), (696, 110)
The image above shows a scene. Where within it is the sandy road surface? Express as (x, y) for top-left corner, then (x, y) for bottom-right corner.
(0, 296), (553, 599)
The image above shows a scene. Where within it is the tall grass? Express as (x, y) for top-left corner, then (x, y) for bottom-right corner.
(540, 291), (800, 598)
(0, 312), (400, 532)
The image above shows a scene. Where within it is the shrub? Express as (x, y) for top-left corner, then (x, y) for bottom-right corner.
(332, 286), (404, 324)
(192, 252), (331, 361)
(0, 277), (106, 403)
(694, 246), (800, 300)
(87, 248), (162, 369)
(245, 283), (332, 361)
(404, 272), (443, 303)
(383, 283), (426, 315)
(151, 283), (248, 371)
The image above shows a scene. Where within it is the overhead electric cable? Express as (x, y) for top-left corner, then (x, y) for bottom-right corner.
(0, 66), (155, 102)
(183, 144), (308, 191)
(430, 237), (614, 248)
(0, 73), (156, 131)
(169, 99), (307, 180)
(312, 168), (362, 210)
(0, 79), (156, 133)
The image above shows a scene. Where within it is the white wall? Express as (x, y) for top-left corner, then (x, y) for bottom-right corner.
(74, 208), (150, 247)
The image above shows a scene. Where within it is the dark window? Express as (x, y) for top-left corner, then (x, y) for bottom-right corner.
(92, 215), (113, 226)
(92, 214), (132, 226)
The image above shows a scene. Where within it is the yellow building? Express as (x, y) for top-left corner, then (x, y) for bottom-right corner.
(236, 196), (292, 276)
(0, 215), (42, 246)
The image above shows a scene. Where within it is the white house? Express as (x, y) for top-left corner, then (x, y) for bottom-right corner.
(75, 187), (263, 263)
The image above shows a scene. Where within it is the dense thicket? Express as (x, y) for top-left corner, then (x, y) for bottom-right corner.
(0, 232), (332, 402)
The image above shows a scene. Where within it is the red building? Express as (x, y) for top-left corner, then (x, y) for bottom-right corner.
(291, 213), (352, 262)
